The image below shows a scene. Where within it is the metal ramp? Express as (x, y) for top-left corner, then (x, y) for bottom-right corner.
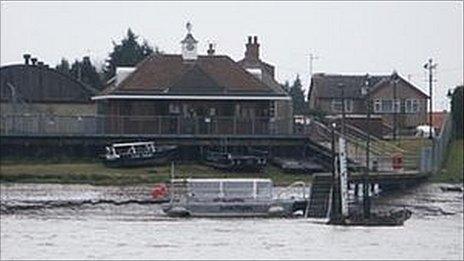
(306, 174), (332, 218)
(306, 119), (407, 171)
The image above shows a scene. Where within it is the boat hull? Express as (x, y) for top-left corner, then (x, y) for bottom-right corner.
(204, 152), (267, 172)
(162, 200), (295, 218)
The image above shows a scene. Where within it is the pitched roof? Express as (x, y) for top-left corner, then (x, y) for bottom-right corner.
(309, 74), (386, 99)
(236, 58), (286, 95)
(0, 64), (96, 103)
(309, 73), (428, 100)
(102, 54), (288, 97)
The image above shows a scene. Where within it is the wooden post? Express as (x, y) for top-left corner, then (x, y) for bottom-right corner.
(252, 117), (255, 135)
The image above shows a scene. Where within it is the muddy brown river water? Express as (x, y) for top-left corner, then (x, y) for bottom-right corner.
(1, 183), (463, 260)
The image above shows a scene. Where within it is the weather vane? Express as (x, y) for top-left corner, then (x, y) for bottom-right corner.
(186, 22), (192, 33)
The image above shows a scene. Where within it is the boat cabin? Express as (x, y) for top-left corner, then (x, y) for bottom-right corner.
(105, 141), (157, 159)
(171, 178), (274, 202)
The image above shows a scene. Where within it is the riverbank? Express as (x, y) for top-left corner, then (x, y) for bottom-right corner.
(0, 160), (312, 186)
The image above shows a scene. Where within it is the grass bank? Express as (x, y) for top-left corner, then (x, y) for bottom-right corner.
(0, 160), (312, 186)
(432, 139), (464, 183)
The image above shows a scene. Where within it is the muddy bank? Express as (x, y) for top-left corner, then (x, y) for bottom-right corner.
(0, 162), (312, 186)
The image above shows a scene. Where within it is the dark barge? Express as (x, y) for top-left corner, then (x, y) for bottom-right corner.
(203, 148), (268, 172)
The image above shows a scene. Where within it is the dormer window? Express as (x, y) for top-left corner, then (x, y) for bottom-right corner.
(246, 68), (262, 80)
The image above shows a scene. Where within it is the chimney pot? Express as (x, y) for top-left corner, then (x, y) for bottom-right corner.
(37, 61), (44, 67)
(248, 36), (252, 44)
(23, 54), (31, 65)
(253, 36), (258, 44)
(31, 58), (38, 66)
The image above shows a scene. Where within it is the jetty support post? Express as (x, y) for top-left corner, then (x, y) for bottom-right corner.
(363, 74), (372, 219)
(330, 122), (341, 221)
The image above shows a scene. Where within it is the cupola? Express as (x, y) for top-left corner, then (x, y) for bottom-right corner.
(181, 22), (198, 61)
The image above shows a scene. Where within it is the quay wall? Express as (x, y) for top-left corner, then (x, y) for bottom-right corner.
(0, 135), (309, 160)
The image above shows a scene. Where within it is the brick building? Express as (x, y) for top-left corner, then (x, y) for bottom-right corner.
(308, 72), (429, 134)
(93, 25), (292, 135)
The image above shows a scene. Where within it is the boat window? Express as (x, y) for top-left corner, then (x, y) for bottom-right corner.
(223, 181), (253, 199)
(189, 181), (221, 200)
(256, 182), (272, 199)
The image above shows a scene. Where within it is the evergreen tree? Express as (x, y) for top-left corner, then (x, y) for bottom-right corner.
(70, 57), (103, 90)
(282, 81), (291, 93)
(55, 58), (71, 75)
(451, 85), (463, 139)
(289, 75), (307, 115)
(103, 28), (157, 80)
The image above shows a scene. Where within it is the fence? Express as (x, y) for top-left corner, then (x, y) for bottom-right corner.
(433, 114), (453, 173)
(0, 114), (293, 136)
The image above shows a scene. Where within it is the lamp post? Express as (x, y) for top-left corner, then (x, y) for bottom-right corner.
(338, 83), (346, 135)
(424, 59), (436, 140)
(362, 74), (371, 219)
(391, 71), (399, 140)
(330, 122), (340, 221)
(424, 58), (437, 172)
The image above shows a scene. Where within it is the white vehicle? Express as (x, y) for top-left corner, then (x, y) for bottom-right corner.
(415, 125), (436, 138)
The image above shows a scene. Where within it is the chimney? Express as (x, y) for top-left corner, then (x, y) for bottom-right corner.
(37, 61), (44, 67)
(31, 58), (38, 66)
(245, 35), (260, 61)
(207, 43), (215, 56)
(23, 54), (31, 65)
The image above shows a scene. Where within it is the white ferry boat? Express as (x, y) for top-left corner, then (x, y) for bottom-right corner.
(162, 178), (307, 218)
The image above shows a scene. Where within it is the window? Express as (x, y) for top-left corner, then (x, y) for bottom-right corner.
(405, 99), (420, 113)
(169, 103), (180, 114)
(269, 101), (276, 118)
(331, 99), (353, 113)
(381, 99), (393, 112)
(331, 100), (343, 112)
(393, 99), (401, 113)
(375, 99), (401, 113)
(223, 181), (254, 199)
(374, 99), (381, 113)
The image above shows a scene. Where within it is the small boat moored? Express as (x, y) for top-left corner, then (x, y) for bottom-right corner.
(102, 141), (178, 168)
(203, 148), (268, 172)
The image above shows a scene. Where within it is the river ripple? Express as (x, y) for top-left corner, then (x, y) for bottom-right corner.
(1, 182), (463, 260)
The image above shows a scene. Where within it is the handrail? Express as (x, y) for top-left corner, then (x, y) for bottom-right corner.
(276, 181), (307, 199)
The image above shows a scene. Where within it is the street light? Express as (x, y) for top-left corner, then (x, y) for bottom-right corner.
(391, 71), (400, 140)
(423, 59), (437, 140)
(338, 83), (346, 136)
(330, 122), (340, 221)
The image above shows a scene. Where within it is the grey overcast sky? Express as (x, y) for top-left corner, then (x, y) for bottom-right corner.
(1, 1), (462, 110)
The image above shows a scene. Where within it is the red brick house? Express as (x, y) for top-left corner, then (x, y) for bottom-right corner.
(93, 26), (292, 135)
(308, 73), (429, 134)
